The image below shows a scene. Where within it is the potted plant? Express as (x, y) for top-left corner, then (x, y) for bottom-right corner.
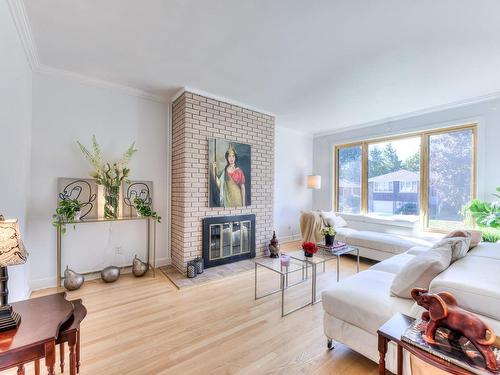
(321, 226), (336, 247)
(133, 197), (161, 223)
(464, 187), (500, 242)
(52, 199), (84, 234)
(302, 242), (318, 258)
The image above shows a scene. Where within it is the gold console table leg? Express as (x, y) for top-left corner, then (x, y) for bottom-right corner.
(56, 225), (62, 291)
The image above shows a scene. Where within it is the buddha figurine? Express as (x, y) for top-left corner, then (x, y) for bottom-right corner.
(269, 231), (280, 258)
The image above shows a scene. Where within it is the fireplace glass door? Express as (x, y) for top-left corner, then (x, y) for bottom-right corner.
(209, 221), (251, 261)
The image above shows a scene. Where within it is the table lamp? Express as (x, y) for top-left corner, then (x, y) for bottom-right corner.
(0, 215), (28, 331)
(307, 175), (321, 189)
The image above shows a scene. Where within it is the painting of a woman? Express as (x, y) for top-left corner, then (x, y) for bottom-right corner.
(209, 139), (251, 207)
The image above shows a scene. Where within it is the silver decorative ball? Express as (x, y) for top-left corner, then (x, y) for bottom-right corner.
(132, 255), (148, 277)
(101, 266), (120, 283)
(63, 266), (84, 291)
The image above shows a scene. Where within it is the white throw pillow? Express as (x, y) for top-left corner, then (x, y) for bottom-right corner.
(435, 236), (471, 262)
(320, 211), (347, 228)
(390, 243), (452, 298)
(333, 215), (347, 228)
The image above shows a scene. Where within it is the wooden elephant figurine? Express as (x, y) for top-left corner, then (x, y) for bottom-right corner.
(411, 288), (498, 372)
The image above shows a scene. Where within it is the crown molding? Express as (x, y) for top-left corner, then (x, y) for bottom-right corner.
(313, 90), (500, 138)
(6, 0), (168, 104)
(35, 64), (168, 103)
(6, 0), (40, 69)
(171, 87), (276, 117)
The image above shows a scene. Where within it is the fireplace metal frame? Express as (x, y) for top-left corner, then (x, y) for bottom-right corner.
(202, 214), (256, 268)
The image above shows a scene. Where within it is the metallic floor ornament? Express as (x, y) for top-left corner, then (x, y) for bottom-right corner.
(132, 255), (148, 277)
(101, 266), (120, 283)
(63, 266), (84, 291)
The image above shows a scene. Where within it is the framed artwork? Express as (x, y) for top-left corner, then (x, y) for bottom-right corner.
(122, 180), (154, 217)
(57, 178), (98, 219)
(209, 138), (251, 208)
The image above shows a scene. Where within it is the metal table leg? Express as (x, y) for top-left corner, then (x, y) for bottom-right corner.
(356, 248), (360, 273)
(281, 274), (286, 317)
(254, 263), (258, 300)
(285, 265), (289, 288)
(312, 263), (317, 304)
(336, 254), (340, 282)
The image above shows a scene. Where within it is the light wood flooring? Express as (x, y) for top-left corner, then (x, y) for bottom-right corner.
(9, 242), (378, 375)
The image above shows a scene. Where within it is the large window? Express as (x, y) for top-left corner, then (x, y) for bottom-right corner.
(334, 124), (476, 230)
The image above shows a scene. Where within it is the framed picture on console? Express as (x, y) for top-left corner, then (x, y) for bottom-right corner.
(208, 138), (251, 208)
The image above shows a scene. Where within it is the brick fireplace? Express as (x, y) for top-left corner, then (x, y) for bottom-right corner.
(171, 91), (274, 274)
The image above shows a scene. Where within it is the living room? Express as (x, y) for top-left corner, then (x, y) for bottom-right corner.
(1, 1), (500, 374)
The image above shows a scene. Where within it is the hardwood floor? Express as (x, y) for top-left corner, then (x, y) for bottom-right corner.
(10, 242), (378, 374)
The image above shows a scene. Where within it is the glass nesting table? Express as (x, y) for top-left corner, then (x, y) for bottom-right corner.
(254, 245), (360, 316)
(286, 245), (360, 303)
(254, 257), (311, 317)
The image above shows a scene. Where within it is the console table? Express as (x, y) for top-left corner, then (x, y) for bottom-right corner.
(0, 293), (74, 375)
(56, 216), (156, 289)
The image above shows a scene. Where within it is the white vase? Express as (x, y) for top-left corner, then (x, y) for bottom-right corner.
(74, 210), (81, 221)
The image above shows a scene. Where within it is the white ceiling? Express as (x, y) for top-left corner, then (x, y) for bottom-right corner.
(23, 0), (500, 134)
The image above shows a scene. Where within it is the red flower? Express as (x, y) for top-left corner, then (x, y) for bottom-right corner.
(302, 242), (318, 254)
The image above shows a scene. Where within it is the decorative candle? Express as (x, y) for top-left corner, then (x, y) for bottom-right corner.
(280, 254), (290, 267)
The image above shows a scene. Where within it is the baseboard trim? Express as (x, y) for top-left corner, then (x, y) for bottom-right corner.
(280, 234), (302, 243)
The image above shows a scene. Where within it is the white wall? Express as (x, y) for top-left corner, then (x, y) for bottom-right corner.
(29, 71), (169, 290)
(0, 1), (32, 301)
(313, 97), (500, 213)
(274, 125), (313, 242)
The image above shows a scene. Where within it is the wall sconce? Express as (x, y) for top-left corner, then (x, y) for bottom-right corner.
(307, 175), (321, 189)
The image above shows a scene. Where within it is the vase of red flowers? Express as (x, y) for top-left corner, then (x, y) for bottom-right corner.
(302, 242), (318, 257)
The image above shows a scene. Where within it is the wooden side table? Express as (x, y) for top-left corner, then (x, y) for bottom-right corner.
(33, 298), (87, 375)
(57, 299), (87, 374)
(0, 293), (74, 375)
(377, 313), (476, 375)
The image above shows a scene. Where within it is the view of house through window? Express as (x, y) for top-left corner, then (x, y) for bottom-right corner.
(338, 145), (362, 213)
(335, 125), (476, 230)
(368, 137), (420, 217)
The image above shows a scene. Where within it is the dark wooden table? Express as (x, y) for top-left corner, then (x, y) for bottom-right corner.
(0, 293), (74, 375)
(377, 313), (475, 375)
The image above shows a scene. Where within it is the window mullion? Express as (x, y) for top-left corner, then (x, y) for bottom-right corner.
(420, 133), (429, 230)
(361, 142), (368, 214)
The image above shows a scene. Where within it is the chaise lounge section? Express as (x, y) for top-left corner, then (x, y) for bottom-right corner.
(301, 211), (440, 261)
(322, 241), (500, 373)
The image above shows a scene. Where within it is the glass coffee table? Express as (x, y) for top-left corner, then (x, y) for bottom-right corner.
(254, 257), (311, 317)
(285, 245), (360, 303)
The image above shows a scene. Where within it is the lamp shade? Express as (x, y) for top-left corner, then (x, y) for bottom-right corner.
(0, 219), (28, 266)
(307, 175), (321, 189)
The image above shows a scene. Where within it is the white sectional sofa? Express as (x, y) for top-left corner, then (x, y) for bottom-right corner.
(322, 241), (500, 373)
